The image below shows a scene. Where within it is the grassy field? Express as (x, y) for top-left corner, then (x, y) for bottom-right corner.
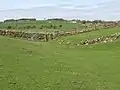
(1, 28), (120, 90)
(58, 27), (120, 44)
(0, 20), (82, 32)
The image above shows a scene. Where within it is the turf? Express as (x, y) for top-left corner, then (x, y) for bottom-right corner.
(58, 27), (120, 44)
(0, 35), (120, 90)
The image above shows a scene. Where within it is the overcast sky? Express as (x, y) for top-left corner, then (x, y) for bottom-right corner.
(0, 0), (113, 10)
(0, 0), (120, 21)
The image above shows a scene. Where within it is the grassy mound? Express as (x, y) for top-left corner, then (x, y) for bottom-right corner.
(0, 36), (120, 90)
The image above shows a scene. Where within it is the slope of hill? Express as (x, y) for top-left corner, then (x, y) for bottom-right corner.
(1, 34), (120, 89)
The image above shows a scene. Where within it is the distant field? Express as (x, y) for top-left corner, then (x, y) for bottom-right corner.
(0, 20), (82, 32)
(58, 27), (120, 44)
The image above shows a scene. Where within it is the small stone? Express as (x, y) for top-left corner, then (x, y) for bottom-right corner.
(103, 41), (107, 43)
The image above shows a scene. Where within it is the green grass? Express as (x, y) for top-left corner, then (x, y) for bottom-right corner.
(1, 35), (120, 90)
(0, 21), (82, 32)
(58, 27), (120, 44)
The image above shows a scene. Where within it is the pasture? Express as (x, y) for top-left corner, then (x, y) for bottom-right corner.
(0, 20), (120, 90)
(58, 27), (120, 44)
(0, 36), (120, 90)
(0, 20), (81, 32)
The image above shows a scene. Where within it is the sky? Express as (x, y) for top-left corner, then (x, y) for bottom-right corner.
(0, 0), (120, 21)
(0, 0), (114, 10)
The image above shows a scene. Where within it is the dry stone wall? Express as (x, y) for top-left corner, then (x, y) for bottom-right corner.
(55, 23), (119, 39)
(0, 30), (54, 41)
(79, 33), (120, 45)
(59, 33), (120, 46)
(0, 22), (119, 42)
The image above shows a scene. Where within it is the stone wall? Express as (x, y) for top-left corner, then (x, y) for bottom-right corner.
(0, 30), (54, 41)
(59, 33), (120, 46)
(79, 33), (120, 45)
(0, 22), (119, 42)
(55, 23), (119, 39)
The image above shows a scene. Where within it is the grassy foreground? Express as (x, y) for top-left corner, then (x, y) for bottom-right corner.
(0, 35), (120, 90)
